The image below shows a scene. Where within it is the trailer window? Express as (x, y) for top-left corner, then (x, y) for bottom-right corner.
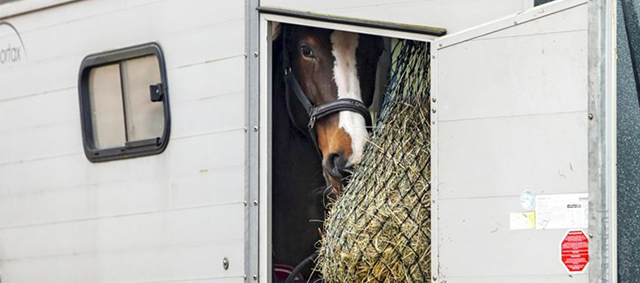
(78, 43), (170, 162)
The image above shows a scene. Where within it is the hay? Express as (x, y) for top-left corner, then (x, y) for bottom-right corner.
(318, 40), (431, 283)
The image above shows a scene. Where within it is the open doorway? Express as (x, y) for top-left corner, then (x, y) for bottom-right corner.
(270, 22), (390, 281)
(259, 13), (439, 283)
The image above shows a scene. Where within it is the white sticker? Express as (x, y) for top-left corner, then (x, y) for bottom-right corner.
(520, 189), (535, 210)
(535, 193), (588, 230)
(510, 212), (536, 230)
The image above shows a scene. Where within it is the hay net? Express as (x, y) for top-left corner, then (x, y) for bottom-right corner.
(318, 40), (431, 283)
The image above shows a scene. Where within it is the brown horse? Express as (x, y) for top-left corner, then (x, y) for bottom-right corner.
(278, 23), (384, 193)
(271, 23), (384, 281)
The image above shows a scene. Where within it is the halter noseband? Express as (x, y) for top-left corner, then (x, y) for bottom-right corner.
(281, 27), (373, 156)
(284, 67), (373, 130)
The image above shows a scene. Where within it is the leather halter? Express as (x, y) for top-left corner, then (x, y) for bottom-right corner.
(281, 26), (373, 156)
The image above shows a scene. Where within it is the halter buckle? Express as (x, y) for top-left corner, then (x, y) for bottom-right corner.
(308, 115), (317, 129)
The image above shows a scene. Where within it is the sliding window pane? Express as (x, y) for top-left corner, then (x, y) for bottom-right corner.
(121, 55), (165, 142)
(88, 64), (126, 149)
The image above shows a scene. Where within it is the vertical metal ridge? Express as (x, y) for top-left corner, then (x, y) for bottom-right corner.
(588, 0), (617, 282)
(246, 0), (260, 281)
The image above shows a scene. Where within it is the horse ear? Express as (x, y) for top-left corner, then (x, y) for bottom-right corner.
(272, 22), (282, 40)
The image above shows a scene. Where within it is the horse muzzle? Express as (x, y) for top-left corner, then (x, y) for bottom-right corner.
(323, 153), (352, 194)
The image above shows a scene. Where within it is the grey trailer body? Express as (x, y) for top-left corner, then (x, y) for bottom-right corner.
(1, 1), (247, 282)
(0, 0), (621, 283)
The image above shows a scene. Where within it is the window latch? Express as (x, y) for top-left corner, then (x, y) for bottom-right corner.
(150, 83), (164, 102)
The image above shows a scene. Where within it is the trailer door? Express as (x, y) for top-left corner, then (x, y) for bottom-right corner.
(431, 0), (591, 282)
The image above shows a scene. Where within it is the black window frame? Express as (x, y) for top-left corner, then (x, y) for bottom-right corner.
(78, 42), (171, 162)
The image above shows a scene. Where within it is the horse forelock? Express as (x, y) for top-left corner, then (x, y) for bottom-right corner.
(330, 31), (368, 166)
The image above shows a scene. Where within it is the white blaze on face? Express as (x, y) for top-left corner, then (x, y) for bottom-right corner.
(330, 31), (368, 166)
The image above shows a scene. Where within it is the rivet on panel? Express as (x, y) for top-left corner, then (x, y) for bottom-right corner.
(588, 114), (594, 120)
(432, 108), (437, 114)
(254, 126), (258, 132)
(253, 275), (258, 281)
(222, 257), (229, 270)
(253, 200), (258, 206)
(254, 52), (259, 57)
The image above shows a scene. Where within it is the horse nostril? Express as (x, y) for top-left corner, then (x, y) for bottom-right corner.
(325, 153), (348, 179)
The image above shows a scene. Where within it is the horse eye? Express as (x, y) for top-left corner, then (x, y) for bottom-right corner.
(300, 45), (315, 58)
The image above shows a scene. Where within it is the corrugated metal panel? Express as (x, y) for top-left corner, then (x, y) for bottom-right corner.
(433, 1), (588, 282)
(0, 0), (246, 282)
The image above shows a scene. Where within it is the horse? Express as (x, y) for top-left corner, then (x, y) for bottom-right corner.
(275, 23), (384, 193)
(271, 23), (384, 280)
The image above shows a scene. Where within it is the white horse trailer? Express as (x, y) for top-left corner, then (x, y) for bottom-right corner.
(0, 0), (620, 283)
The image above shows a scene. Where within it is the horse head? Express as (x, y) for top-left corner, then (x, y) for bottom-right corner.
(279, 24), (384, 193)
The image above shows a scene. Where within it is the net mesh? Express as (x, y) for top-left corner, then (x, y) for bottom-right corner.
(318, 39), (431, 283)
